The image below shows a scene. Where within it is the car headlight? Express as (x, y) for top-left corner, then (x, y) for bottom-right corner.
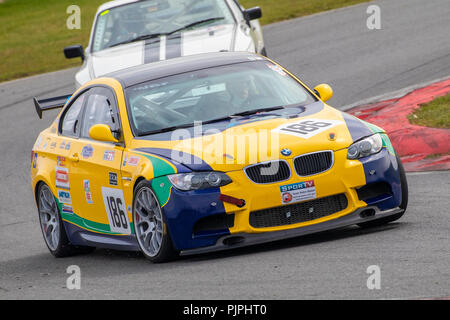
(347, 134), (383, 159)
(167, 172), (232, 191)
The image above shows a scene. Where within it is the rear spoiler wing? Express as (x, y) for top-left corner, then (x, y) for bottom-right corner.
(33, 94), (72, 119)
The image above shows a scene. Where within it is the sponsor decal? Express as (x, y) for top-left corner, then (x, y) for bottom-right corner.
(42, 140), (48, 149)
(32, 152), (38, 169)
(109, 172), (118, 186)
(328, 132), (336, 141)
(103, 150), (115, 161)
(60, 141), (66, 149)
(57, 156), (66, 167)
(65, 142), (71, 150)
(127, 156), (140, 166)
(247, 56), (264, 61)
(55, 166), (70, 189)
(282, 192), (293, 203)
(35, 136), (42, 149)
(83, 180), (93, 204)
(122, 153), (128, 167)
(62, 205), (73, 214)
(82, 145), (94, 159)
(50, 142), (57, 149)
(272, 119), (344, 139)
(58, 190), (72, 205)
(267, 63), (287, 76)
(280, 180), (316, 204)
(102, 187), (130, 234)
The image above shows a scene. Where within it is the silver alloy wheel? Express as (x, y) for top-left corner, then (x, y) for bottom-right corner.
(38, 184), (60, 251)
(134, 187), (164, 257)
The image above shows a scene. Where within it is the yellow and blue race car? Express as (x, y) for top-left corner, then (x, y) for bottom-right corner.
(31, 52), (408, 262)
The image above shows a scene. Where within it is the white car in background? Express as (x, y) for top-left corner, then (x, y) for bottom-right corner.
(64, 0), (266, 88)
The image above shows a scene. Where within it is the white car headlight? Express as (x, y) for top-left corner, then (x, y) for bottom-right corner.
(167, 172), (232, 191)
(347, 134), (383, 160)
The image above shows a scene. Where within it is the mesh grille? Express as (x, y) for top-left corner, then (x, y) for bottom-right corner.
(193, 214), (235, 234)
(294, 151), (333, 176)
(356, 182), (392, 201)
(245, 161), (290, 184)
(249, 194), (348, 228)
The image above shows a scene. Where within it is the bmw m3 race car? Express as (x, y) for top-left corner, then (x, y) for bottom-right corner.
(31, 52), (408, 262)
(64, 0), (265, 88)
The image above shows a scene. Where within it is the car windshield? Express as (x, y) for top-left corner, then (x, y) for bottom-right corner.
(92, 0), (235, 52)
(125, 60), (318, 136)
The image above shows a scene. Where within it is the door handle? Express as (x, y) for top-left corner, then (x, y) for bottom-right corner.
(69, 153), (79, 163)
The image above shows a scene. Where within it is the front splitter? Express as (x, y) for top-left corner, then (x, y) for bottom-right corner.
(180, 206), (404, 256)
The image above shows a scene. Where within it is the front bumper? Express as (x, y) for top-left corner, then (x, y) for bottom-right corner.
(160, 148), (403, 252)
(180, 205), (404, 256)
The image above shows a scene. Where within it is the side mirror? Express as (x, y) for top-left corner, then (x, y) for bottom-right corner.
(244, 7), (262, 21)
(89, 124), (119, 143)
(313, 84), (333, 102)
(64, 45), (85, 61)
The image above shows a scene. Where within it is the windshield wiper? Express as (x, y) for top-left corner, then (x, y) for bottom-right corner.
(230, 106), (285, 117)
(108, 17), (224, 49)
(138, 116), (234, 136)
(167, 17), (225, 35)
(109, 33), (166, 48)
(138, 107), (289, 136)
(138, 122), (197, 136)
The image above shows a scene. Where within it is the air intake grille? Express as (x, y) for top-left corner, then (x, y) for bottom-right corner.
(249, 194), (348, 228)
(245, 161), (290, 184)
(193, 214), (235, 235)
(294, 151), (333, 176)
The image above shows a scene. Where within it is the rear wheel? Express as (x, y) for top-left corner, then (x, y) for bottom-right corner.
(37, 183), (94, 257)
(358, 155), (408, 228)
(133, 180), (178, 263)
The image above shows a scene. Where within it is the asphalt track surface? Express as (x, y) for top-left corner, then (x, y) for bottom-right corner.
(0, 0), (449, 299)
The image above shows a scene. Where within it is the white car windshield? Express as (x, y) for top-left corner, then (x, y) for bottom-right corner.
(125, 61), (318, 136)
(92, 0), (235, 52)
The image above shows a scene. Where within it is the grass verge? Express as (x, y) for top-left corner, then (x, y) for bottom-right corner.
(0, 0), (371, 83)
(408, 94), (450, 129)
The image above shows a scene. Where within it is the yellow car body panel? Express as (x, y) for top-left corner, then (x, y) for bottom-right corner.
(31, 52), (405, 256)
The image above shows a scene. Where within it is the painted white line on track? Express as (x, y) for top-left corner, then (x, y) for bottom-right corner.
(406, 170), (450, 176)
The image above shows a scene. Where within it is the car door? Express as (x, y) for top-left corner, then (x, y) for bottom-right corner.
(55, 90), (89, 217)
(66, 86), (131, 236)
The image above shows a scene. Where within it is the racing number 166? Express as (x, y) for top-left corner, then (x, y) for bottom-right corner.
(107, 196), (128, 229)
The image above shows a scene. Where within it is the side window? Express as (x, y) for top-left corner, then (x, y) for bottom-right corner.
(61, 92), (86, 137)
(81, 87), (120, 140)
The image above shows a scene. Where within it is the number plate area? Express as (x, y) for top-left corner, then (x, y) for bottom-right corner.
(102, 187), (131, 235)
(272, 119), (344, 139)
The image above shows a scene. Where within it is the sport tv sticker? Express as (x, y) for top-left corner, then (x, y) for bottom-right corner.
(280, 180), (316, 204)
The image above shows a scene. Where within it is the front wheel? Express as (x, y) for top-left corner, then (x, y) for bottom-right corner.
(133, 180), (178, 263)
(358, 155), (408, 228)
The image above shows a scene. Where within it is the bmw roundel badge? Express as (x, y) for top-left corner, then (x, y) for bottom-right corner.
(281, 148), (292, 156)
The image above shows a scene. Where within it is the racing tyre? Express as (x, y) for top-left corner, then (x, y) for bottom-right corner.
(37, 183), (95, 257)
(358, 155), (408, 228)
(133, 180), (178, 263)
